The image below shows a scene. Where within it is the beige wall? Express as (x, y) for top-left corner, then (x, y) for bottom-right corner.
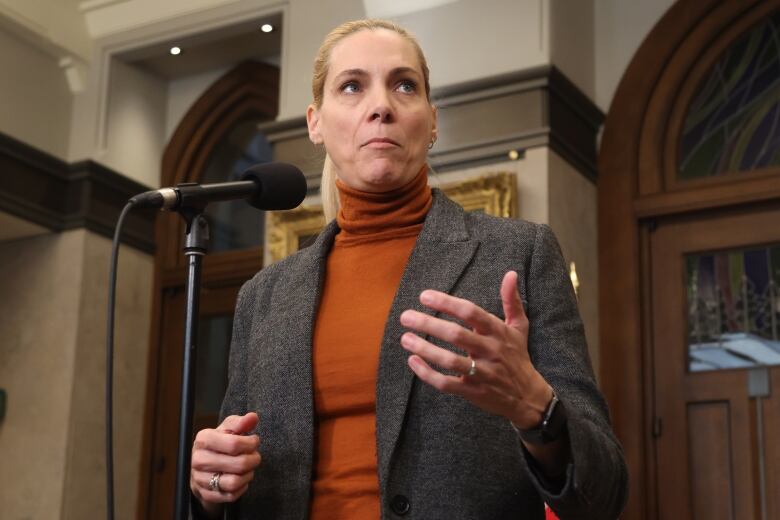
(396, 0), (547, 90)
(0, 231), (83, 518)
(165, 65), (229, 142)
(0, 28), (73, 159)
(547, 149), (599, 376)
(0, 230), (153, 519)
(550, 0), (595, 102)
(103, 59), (167, 188)
(594, 0), (675, 111)
(0, 0), (90, 59)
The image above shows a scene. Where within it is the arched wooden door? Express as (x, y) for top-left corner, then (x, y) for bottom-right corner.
(137, 61), (279, 519)
(599, 0), (780, 518)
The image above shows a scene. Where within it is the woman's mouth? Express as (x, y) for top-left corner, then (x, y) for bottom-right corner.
(363, 137), (400, 148)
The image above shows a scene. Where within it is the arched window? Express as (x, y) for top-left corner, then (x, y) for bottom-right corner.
(679, 10), (780, 179)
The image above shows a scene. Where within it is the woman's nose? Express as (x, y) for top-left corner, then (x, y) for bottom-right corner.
(368, 90), (394, 123)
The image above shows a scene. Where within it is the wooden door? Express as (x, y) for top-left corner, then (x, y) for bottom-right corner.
(146, 283), (241, 520)
(651, 205), (780, 519)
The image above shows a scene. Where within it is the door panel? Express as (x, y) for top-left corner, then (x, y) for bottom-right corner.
(651, 206), (780, 519)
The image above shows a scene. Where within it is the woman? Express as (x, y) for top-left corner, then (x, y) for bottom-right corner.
(190, 19), (628, 519)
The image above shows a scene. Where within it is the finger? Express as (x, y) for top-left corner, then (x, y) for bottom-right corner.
(193, 428), (260, 456)
(191, 448), (262, 475)
(197, 483), (250, 504)
(217, 412), (259, 435)
(401, 332), (475, 375)
(193, 469), (255, 494)
(417, 290), (500, 334)
(500, 271), (527, 328)
(407, 355), (466, 395)
(399, 310), (492, 357)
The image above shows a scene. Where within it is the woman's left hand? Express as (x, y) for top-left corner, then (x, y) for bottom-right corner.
(399, 270), (552, 430)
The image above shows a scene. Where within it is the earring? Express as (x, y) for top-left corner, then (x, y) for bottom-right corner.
(428, 135), (437, 150)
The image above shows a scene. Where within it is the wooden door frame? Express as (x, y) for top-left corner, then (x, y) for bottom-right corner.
(136, 61), (279, 519)
(598, 0), (780, 518)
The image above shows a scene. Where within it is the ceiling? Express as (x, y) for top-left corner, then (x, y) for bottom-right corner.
(119, 12), (282, 80)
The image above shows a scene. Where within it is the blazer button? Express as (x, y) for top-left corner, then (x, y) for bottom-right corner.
(390, 494), (410, 516)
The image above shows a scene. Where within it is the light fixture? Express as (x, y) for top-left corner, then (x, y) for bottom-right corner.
(170, 46), (181, 56)
(261, 23), (274, 33)
(508, 149), (520, 160)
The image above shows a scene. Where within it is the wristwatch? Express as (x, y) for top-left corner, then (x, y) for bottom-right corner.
(517, 389), (567, 445)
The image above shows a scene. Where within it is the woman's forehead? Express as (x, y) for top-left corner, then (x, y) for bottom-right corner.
(328, 29), (423, 78)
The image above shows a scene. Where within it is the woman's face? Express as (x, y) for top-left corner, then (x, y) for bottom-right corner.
(307, 29), (437, 192)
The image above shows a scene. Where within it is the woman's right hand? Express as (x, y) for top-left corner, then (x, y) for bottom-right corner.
(190, 412), (262, 517)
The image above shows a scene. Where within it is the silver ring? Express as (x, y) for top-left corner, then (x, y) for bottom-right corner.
(466, 357), (477, 377)
(208, 472), (222, 492)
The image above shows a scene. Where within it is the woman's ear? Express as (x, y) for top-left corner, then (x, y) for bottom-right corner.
(430, 104), (438, 143)
(306, 104), (323, 145)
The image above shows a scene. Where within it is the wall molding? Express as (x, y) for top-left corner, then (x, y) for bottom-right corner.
(262, 65), (603, 189)
(0, 132), (156, 253)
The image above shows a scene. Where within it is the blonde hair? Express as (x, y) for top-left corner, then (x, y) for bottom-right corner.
(311, 19), (432, 221)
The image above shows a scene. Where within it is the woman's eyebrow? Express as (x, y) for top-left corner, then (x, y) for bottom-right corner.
(332, 68), (368, 82)
(332, 66), (421, 83)
(388, 66), (420, 78)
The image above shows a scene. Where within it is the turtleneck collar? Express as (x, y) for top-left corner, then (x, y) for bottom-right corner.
(334, 165), (432, 245)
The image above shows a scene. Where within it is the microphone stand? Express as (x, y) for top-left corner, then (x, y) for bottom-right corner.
(173, 205), (209, 520)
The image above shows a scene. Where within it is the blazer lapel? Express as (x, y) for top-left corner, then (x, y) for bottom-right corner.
(375, 190), (479, 487)
(260, 220), (339, 505)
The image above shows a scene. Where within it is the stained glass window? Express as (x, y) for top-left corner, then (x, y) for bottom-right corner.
(686, 245), (780, 372)
(679, 11), (780, 180)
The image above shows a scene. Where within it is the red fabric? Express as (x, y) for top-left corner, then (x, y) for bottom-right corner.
(545, 504), (559, 520)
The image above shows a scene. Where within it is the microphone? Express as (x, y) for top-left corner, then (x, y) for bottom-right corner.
(130, 162), (307, 211)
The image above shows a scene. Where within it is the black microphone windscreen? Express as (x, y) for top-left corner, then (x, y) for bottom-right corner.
(241, 162), (307, 210)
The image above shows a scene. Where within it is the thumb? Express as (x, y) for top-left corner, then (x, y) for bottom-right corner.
(217, 412), (259, 435)
(500, 271), (526, 328)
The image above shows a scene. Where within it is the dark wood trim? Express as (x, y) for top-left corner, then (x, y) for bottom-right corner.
(598, 0), (780, 518)
(262, 65), (603, 187)
(0, 131), (156, 252)
(634, 170), (780, 219)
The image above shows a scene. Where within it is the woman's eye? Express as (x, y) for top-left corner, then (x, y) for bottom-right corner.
(341, 81), (360, 93)
(397, 80), (417, 93)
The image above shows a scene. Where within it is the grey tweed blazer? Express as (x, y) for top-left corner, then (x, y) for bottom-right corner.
(216, 189), (627, 519)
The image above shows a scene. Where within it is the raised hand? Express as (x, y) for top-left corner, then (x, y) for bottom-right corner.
(399, 271), (552, 429)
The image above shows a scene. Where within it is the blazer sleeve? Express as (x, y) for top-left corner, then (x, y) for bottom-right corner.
(521, 223), (628, 519)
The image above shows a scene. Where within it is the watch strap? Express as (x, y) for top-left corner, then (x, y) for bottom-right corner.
(517, 389), (567, 445)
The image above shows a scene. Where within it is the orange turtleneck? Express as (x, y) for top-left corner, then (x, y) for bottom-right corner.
(309, 167), (432, 519)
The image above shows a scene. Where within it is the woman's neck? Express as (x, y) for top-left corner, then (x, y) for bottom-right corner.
(335, 166), (432, 242)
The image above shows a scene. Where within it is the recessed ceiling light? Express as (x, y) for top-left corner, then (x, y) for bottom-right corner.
(170, 46), (181, 56)
(261, 24), (273, 33)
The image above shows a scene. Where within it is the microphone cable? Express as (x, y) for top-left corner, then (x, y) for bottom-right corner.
(105, 200), (137, 520)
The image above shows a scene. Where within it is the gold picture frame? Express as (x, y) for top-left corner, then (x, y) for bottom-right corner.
(267, 171), (516, 263)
